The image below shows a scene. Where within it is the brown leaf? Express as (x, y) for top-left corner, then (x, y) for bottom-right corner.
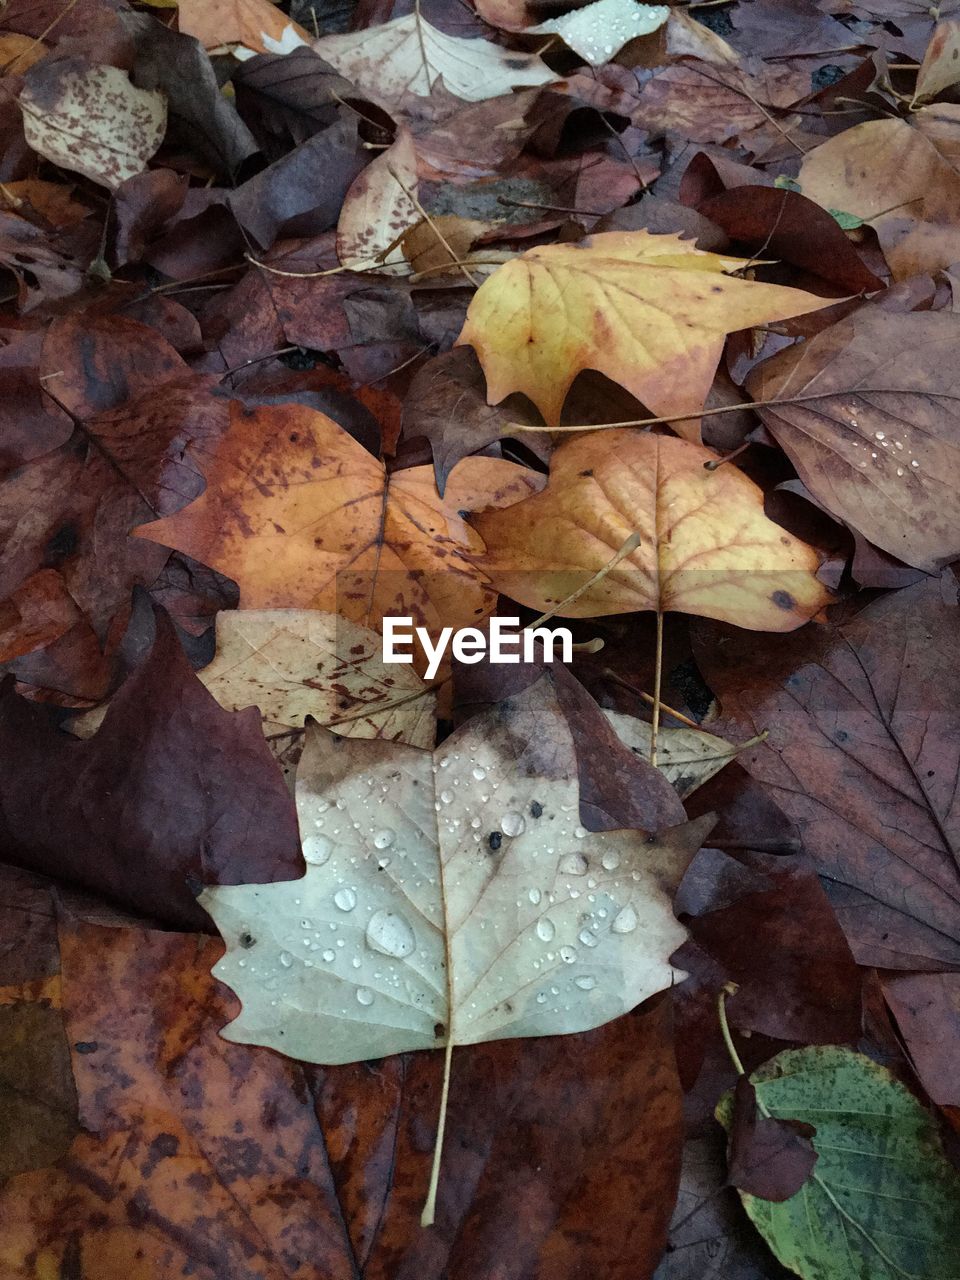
(0, 608), (302, 929)
(883, 972), (960, 1108)
(726, 1077), (818, 1202)
(0, 861), (685, 1280)
(694, 577), (960, 970)
(748, 307), (960, 572)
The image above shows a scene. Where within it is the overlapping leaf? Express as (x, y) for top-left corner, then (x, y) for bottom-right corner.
(136, 400), (542, 637)
(457, 231), (835, 434)
(471, 431), (830, 630)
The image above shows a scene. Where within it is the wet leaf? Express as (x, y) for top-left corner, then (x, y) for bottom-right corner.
(717, 1047), (960, 1280)
(177, 0), (311, 54)
(457, 230), (835, 434)
(526, 0), (669, 67)
(748, 307), (960, 572)
(202, 675), (711, 1061)
(19, 59), (166, 191)
(471, 431), (830, 630)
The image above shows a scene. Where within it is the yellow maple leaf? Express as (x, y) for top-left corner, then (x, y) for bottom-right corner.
(471, 430), (830, 630)
(457, 230), (835, 439)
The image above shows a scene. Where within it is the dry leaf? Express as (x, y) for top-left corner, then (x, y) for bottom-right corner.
(311, 12), (559, 106)
(177, 0), (311, 54)
(201, 676), (712, 1214)
(71, 609), (437, 751)
(526, 0), (669, 66)
(0, 33), (48, 74)
(135, 400), (542, 638)
(913, 19), (960, 104)
(198, 608), (436, 747)
(798, 118), (960, 279)
(457, 230), (835, 436)
(336, 127), (420, 269)
(19, 59), (167, 191)
(470, 431), (830, 630)
(603, 710), (743, 799)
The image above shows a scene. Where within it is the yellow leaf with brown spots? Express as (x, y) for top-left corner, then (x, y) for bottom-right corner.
(456, 230), (834, 439)
(135, 400), (542, 635)
(470, 431), (830, 630)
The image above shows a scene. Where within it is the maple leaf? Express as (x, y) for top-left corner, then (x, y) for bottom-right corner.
(456, 230), (835, 436)
(135, 400), (542, 638)
(201, 675), (713, 1219)
(310, 12), (559, 105)
(470, 431), (830, 630)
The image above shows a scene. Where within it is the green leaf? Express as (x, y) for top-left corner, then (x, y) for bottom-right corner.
(717, 1046), (960, 1280)
(828, 208), (864, 230)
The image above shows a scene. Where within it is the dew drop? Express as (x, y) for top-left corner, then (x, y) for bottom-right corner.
(559, 945), (577, 964)
(601, 850), (621, 872)
(303, 834), (333, 865)
(559, 852), (588, 875)
(366, 908), (416, 959)
(574, 826), (587, 839)
(373, 828), (395, 850)
(322, 948), (335, 963)
(528, 887), (542, 905)
(574, 975), (597, 991)
(356, 987), (374, 1006)
(536, 992), (547, 1004)
(501, 811), (526, 837)
(578, 928), (599, 948)
(334, 887), (357, 912)
(279, 951), (293, 968)
(351, 957), (361, 969)
(440, 789), (454, 805)
(611, 904), (638, 934)
(472, 766), (487, 781)
(536, 917), (556, 942)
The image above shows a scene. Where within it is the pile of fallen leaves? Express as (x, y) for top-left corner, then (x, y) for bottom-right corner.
(2, 0), (960, 1275)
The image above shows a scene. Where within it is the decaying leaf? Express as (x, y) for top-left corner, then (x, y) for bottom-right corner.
(717, 1047), (960, 1279)
(336, 127), (420, 269)
(526, 0), (670, 66)
(913, 19), (960, 103)
(603, 709), (744, 799)
(311, 12), (559, 105)
(135, 400), (542, 639)
(725, 1076), (818, 1203)
(197, 608), (436, 746)
(695, 578), (960, 970)
(457, 230), (835, 435)
(19, 59), (167, 191)
(471, 431), (830, 630)
(202, 676), (713, 1215)
(748, 307), (960, 572)
(798, 118), (960, 279)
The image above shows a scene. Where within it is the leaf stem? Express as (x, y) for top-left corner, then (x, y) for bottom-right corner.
(650, 610), (663, 769)
(525, 530), (642, 629)
(421, 1034), (455, 1227)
